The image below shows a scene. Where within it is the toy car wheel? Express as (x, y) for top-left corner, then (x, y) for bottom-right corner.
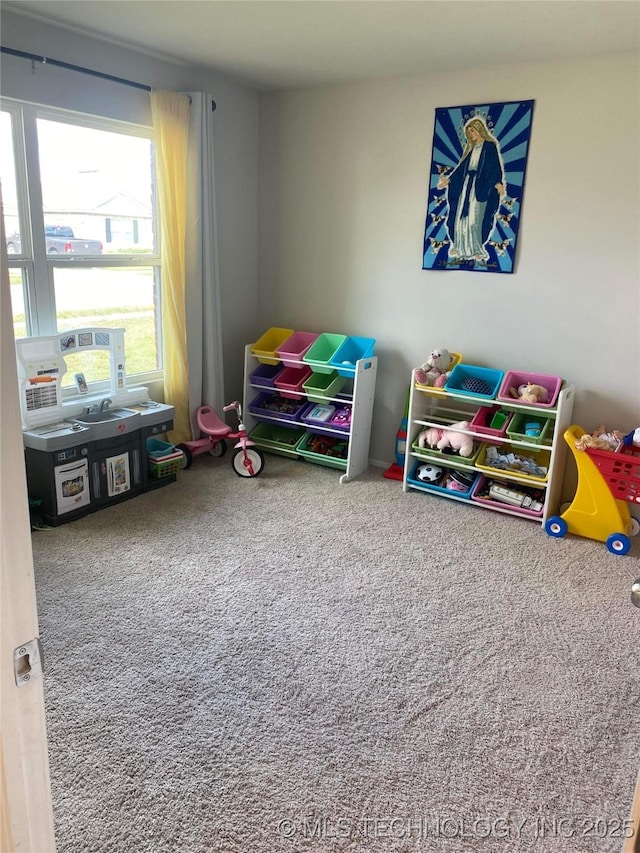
(175, 443), (193, 470)
(545, 516), (567, 538)
(232, 447), (265, 478)
(606, 533), (631, 556)
(629, 517), (640, 537)
(208, 439), (227, 458)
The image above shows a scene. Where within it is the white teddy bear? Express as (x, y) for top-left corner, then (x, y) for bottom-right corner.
(415, 348), (454, 387)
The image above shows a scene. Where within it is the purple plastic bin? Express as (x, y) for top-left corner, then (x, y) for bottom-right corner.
(300, 401), (336, 425)
(276, 331), (319, 368)
(328, 405), (352, 432)
(250, 363), (284, 389)
(248, 392), (307, 423)
(497, 371), (562, 408)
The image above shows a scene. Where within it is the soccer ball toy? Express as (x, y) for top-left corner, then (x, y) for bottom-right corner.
(416, 463), (443, 484)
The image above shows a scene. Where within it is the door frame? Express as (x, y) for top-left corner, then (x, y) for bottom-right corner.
(623, 771), (640, 853)
(0, 192), (56, 851)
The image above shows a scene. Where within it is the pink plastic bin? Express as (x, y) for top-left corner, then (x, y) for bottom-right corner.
(497, 371), (562, 408)
(274, 365), (312, 399)
(471, 475), (545, 518)
(470, 405), (514, 444)
(276, 331), (319, 368)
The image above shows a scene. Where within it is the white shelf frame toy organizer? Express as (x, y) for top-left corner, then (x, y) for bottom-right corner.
(403, 370), (575, 525)
(242, 344), (377, 483)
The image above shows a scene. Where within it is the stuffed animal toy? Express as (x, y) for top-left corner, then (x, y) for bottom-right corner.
(575, 425), (624, 452)
(417, 420), (474, 457)
(509, 382), (549, 404)
(415, 348), (454, 388)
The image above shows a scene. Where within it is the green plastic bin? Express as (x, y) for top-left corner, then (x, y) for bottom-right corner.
(506, 412), (552, 445)
(302, 333), (347, 374)
(302, 370), (347, 403)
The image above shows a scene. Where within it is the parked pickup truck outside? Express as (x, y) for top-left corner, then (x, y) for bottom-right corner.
(6, 225), (103, 255)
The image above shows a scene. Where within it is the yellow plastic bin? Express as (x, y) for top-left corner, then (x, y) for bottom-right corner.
(251, 327), (294, 365)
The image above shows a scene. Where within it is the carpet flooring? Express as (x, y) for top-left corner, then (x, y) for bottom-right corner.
(32, 455), (640, 852)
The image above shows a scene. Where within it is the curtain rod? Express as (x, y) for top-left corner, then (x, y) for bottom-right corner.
(0, 45), (216, 110)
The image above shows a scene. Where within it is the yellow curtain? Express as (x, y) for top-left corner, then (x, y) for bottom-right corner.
(150, 89), (192, 444)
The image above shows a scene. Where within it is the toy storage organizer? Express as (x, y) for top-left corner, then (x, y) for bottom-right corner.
(243, 329), (377, 483)
(404, 364), (575, 525)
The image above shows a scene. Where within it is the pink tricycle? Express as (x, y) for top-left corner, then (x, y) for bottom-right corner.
(176, 401), (265, 477)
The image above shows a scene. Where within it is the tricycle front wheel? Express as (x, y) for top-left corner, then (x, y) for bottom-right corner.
(232, 447), (265, 478)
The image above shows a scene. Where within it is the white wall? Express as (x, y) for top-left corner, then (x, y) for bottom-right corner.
(259, 54), (640, 466)
(3, 14), (638, 472)
(0, 9), (260, 403)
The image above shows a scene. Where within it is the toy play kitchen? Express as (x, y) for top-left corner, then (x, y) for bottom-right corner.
(17, 327), (176, 526)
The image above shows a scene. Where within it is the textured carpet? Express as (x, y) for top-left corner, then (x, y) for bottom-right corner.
(32, 455), (639, 852)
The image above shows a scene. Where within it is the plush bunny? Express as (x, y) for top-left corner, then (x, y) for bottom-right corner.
(417, 420), (474, 457)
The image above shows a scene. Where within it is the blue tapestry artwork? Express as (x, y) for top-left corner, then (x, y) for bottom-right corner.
(422, 100), (534, 274)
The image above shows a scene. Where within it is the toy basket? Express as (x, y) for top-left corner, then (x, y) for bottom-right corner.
(248, 392), (307, 424)
(296, 431), (348, 470)
(302, 370), (346, 403)
(407, 460), (479, 499)
(303, 333), (347, 374)
(148, 455), (183, 478)
(469, 404), (513, 443)
(584, 443), (640, 504)
(444, 363), (504, 399)
(411, 437), (482, 468)
(147, 438), (183, 478)
(476, 443), (551, 483)
(251, 327), (294, 365)
(249, 363), (284, 389)
(276, 331), (319, 367)
(506, 412), (552, 446)
(471, 475), (545, 518)
(249, 422), (306, 455)
(329, 336), (376, 377)
(274, 365), (312, 398)
(497, 370), (563, 408)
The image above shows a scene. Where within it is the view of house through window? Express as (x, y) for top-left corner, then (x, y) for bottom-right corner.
(1, 102), (162, 386)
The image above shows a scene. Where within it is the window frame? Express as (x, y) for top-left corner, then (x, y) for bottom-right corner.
(1, 97), (163, 394)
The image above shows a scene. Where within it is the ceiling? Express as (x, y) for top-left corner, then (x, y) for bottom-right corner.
(3, 0), (639, 91)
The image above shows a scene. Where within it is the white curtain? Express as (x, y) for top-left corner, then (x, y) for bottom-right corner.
(184, 93), (225, 435)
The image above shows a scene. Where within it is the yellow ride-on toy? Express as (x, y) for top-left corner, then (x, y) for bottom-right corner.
(545, 425), (640, 555)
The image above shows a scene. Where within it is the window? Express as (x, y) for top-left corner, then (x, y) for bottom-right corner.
(0, 100), (162, 388)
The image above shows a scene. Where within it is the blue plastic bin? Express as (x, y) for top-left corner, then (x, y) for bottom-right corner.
(444, 363), (504, 399)
(407, 460), (479, 499)
(329, 336), (376, 377)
